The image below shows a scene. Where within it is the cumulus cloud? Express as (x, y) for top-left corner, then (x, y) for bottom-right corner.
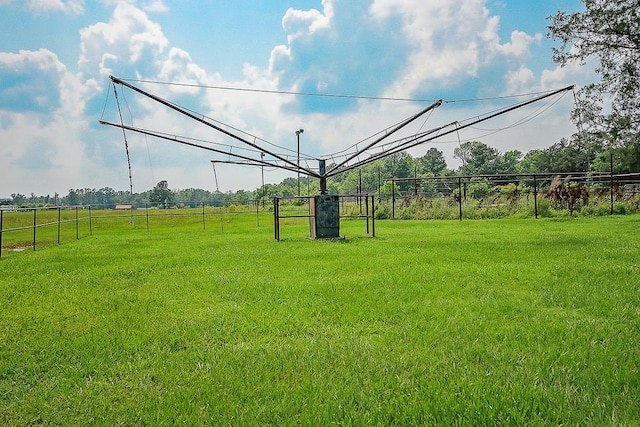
(497, 30), (542, 58)
(0, 48), (67, 112)
(141, 0), (168, 13)
(504, 65), (536, 94)
(78, 2), (168, 78)
(0, 47), (96, 193)
(367, 0), (544, 98)
(268, 0), (550, 115)
(159, 48), (203, 82)
(26, 0), (84, 14)
(282, 0), (334, 43)
(0, 3), (179, 194)
(272, 0), (409, 112)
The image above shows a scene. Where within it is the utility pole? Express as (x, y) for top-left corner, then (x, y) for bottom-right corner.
(296, 128), (304, 196)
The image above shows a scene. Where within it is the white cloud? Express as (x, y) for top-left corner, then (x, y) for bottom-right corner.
(26, 0), (84, 14)
(367, 0), (544, 97)
(0, 48), (67, 111)
(78, 2), (168, 78)
(541, 58), (595, 92)
(0, 48), (66, 74)
(497, 30), (542, 58)
(504, 65), (536, 94)
(268, 45), (291, 76)
(141, 0), (168, 13)
(157, 47), (215, 95)
(282, 0), (334, 43)
(0, 47), (101, 195)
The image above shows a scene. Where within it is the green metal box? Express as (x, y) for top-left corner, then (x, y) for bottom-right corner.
(309, 195), (340, 239)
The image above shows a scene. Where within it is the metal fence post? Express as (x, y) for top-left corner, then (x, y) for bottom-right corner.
(32, 208), (37, 251)
(458, 177), (463, 221)
(75, 206), (79, 240)
(610, 152), (614, 215)
(273, 197), (280, 241)
(57, 207), (61, 244)
(202, 202), (206, 230)
(533, 175), (538, 219)
(365, 195), (370, 235)
(371, 196), (376, 237)
(0, 209), (3, 258)
(256, 199), (260, 227)
(392, 184), (396, 220)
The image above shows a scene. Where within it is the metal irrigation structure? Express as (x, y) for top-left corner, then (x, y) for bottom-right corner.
(99, 76), (575, 238)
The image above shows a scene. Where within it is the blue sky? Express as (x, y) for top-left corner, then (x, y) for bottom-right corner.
(0, 0), (591, 197)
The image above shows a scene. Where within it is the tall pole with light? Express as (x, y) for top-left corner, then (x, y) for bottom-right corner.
(296, 128), (304, 196)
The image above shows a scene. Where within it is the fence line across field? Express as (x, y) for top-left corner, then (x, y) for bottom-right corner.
(388, 171), (640, 220)
(0, 200), (270, 258)
(1, 171), (639, 257)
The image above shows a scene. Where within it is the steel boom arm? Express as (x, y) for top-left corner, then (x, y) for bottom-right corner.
(108, 75), (314, 176)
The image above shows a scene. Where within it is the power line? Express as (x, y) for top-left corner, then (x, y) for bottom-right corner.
(119, 77), (560, 104)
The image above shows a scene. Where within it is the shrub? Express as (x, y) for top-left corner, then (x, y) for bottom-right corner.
(613, 201), (629, 215)
(534, 198), (555, 218)
(374, 202), (391, 219)
(468, 181), (491, 200)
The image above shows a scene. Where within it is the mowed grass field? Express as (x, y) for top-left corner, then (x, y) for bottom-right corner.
(1, 213), (639, 425)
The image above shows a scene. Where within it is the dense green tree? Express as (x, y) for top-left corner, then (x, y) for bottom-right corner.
(382, 152), (414, 179)
(381, 152), (414, 192)
(417, 148), (447, 175)
(10, 193), (26, 206)
(517, 150), (547, 173)
(495, 150), (522, 175)
(66, 189), (82, 206)
(591, 140), (640, 173)
(549, 0), (640, 148)
(455, 141), (500, 175)
(99, 187), (116, 208)
(544, 138), (596, 172)
(616, 140), (640, 172)
(149, 180), (174, 208)
(378, 181), (401, 199)
(223, 189), (252, 206)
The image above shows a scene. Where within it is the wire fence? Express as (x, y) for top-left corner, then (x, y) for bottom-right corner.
(0, 200), (273, 258)
(384, 171), (640, 220)
(2, 171), (639, 257)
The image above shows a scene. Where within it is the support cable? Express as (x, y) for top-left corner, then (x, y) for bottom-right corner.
(112, 83), (135, 224)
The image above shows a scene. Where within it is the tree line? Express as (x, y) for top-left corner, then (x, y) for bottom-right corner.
(3, 133), (637, 209)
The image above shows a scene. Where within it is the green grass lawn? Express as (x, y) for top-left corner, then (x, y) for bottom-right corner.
(1, 215), (639, 425)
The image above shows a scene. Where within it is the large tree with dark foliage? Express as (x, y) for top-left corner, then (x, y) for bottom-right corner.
(149, 180), (174, 208)
(418, 148), (447, 175)
(548, 0), (640, 170)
